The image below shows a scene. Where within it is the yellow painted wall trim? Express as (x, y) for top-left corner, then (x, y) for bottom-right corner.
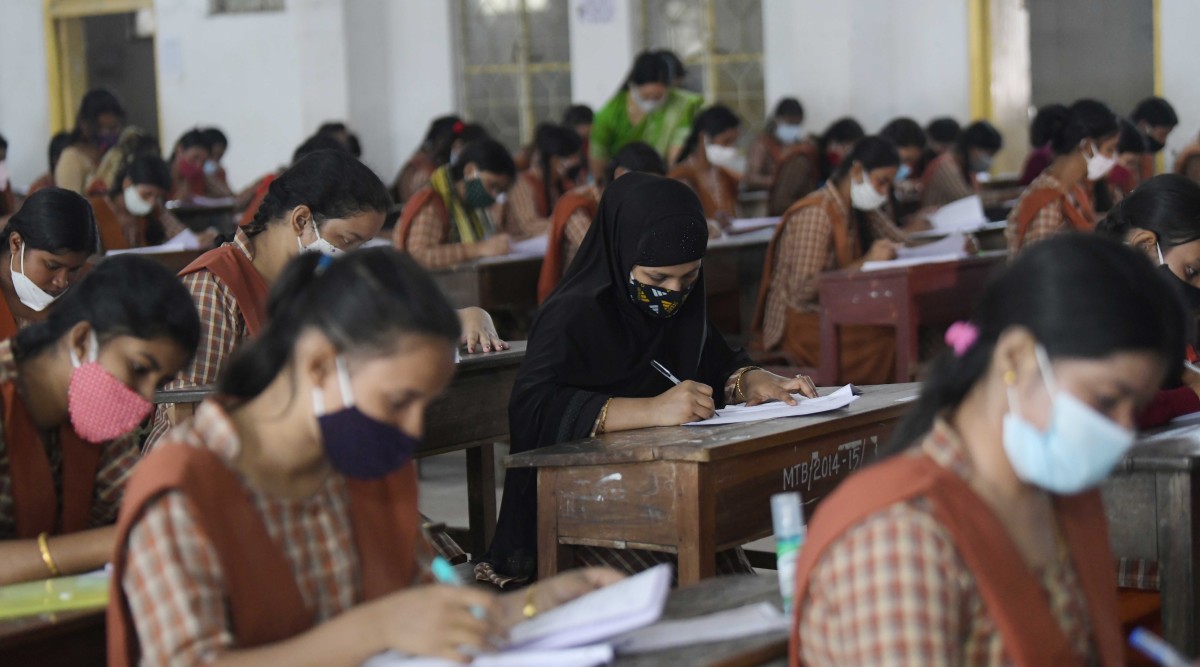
(47, 0), (150, 19)
(967, 0), (992, 122)
(43, 0), (65, 133)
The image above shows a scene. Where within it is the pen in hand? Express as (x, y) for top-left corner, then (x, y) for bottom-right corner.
(651, 360), (682, 386)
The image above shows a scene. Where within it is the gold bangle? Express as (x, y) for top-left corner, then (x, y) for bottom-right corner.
(37, 532), (60, 577)
(522, 584), (538, 619)
(734, 366), (763, 403)
(595, 398), (613, 435)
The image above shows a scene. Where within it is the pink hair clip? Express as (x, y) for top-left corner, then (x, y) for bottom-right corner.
(945, 321), (979, 357)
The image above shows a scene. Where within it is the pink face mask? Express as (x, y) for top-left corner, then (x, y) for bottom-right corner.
(66, 333), (153, 443)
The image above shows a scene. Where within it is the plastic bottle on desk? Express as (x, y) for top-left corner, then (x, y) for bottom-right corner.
(770, 492), (806, 615)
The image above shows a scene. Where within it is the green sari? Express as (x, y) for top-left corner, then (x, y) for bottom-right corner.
(589, 88), (703, 163)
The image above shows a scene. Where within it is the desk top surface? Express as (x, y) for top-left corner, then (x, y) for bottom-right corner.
(819, 252), (1006, 284)
(508, 383), (919, 468)
(707, 227), (775, 250)
(1118, 420), (1200, 472)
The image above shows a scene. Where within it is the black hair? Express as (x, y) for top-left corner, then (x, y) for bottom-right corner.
(1111, 174), (1200, 250)
(246, 149), (392, 237)
(70, 88), (125, 145)
(1094, 198), (1133, 242)
(450, 139), (517, 182)
(292, 135), (348, 164)
(200, 127), (228, 151)
(926, 117), (962, 145)
(218, 248), (461, 401)
(1117, 118), (1148, 155)
(1029, 105), (1058, 147)
(347, 133), (362, 159)
(0, 133), (6, 151)
(176, 129), (207, 153)
(604, 141), (667, 185)
(677, 105), (741, 163)
(1036, 99), (1119, 156)
(561, 105), (594, 128)
(1132, 97), (1179, 128)
(533, 124), (584, 212)
(317, 122), (349, 138)
(656, 50), (686, 82)
(885, 234), (1185, 455)
(832, 136), (900, 253)
(48, 132), (73, 173)
(422, 115), (464, 164)
(817, 117), (865, 180)
(13, 254), (200, 363)
(2, 188), (98, 255)
(452, 124), (492, 156)
(955, 120), (1003, 183)
(773, 98), (804, 121)
(111, 153), (172, 197)
(624, 51), (673, 89)
(880, 117), (927, 149)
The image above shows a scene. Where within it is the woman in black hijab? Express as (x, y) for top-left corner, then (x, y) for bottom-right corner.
(476, 173), (817, 587)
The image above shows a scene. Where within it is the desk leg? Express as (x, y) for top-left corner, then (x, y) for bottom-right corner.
(537, 469), (571, 581)
(819, 314), (839, 386)
(895, 309), (917, 383)
(1157, 471), (1200, 655)
(677, 464), (716, 585)
(466, 442), (497, 555)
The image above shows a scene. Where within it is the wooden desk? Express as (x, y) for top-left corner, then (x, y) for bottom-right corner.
(0, 608), (105, 666)
(153, 342), (527, 554)
(705, 228), (773, 342)
(1104, 423), (1200, 654)
(100, 248), (205, 274)
(510, 383), (919, 585)
(432, 255), (543, 313)
(166, 197), (237, 234)
(612, 574), (787, 667)
(816, 254), (1005, 385)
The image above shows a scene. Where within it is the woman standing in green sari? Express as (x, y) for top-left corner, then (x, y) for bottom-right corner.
(589, 52), (703, 184)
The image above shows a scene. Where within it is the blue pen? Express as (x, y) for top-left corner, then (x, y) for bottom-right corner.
(1130, 627), (1191, 667)
(429, 556), (486, 619)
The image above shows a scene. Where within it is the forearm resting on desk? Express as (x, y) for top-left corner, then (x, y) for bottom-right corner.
(0, 525), (116, 585)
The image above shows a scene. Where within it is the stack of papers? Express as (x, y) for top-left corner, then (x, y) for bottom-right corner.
(927, 195), (988, 233)
(613, 601), (788, 654)
(106, 229), (203, 256)
(896, 232), (968, 262)
(685, 384), (858, 426)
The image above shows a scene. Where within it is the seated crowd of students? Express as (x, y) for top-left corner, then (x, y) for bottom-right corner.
(0, 46), (1198, 665)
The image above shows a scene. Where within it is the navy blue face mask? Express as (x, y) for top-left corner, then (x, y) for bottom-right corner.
(314, 357), (420, 480)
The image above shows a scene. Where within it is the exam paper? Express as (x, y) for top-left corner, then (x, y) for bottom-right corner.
(685, 384), (858, 426)
(860, 254), (965, 271)
(928, 195), (987, 232)
(896, 232), (968, 261)
(507, 235), (549, 258)
(613, 601), (789, 654)
(361, 645), (613, 667)
(106, 229), (202, 256)
(727, 217), (780, 234)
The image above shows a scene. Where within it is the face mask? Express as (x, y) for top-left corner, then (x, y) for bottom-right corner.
(563, 162), (583, 184)
(971, 154), (994, 174)
(627, 273), (693, 318)
(123, 186), (154, 217)
(68, 332), (153, 443)
(1158, 259), (1200, 311)
(629, 86), (664, 114)
(10, 243), (62, 312)
(314, 356), (420, 479)
(894, 164), (912, 183)
(1146, 136), (1166, 153)
(203, 159), (220, 176)
(463, 172), (496, 209)
(705, 142), (741, 171)
(775, 124), (803, 144)
(825, 151), (843, 170)
(1002, 344), (1135, 494)
(1085, 141), (1117, 181)
(850, 170), (888, 211)
(178, 157), (204, 179)
(297, 217), (342, 257)
(1108, 164), (1134, 190)
(97, 133), (119, 153)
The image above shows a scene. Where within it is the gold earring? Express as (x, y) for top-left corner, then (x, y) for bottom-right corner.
(1003, 370), (1016, 385)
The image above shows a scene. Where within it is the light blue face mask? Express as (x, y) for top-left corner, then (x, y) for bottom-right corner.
(1002, 344), (1135, 495)
(895, 164), (912, 183)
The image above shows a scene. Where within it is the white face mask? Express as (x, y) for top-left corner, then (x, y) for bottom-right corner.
(10, 243), (63, 312)
(123, 186), (154, 217)
(850, 169), (888, 211)
(705, 141), (742, 172)
(203, 159), (220, 176)
(629, 85), (664, 114)
(297, 218), (343, 257)
(1085, 141), (1117, 181)
(775, 124), (803, 144)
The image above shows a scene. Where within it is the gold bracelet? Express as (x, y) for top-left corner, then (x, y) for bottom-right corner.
(522, 584), (538, 618)
(595, 398), (614, 435)
(37, 532), (60, 577)
(734, 366), (763, 403)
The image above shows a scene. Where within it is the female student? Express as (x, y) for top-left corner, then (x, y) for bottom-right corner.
(395, 139), (516, 269)
(753, 137), (907, 385)
(391, 115), (463, 205)
(562, 104), (594, 180)
(538, 142), (666, 303)
(200, 127), (233, 197)
(745, 98), (811, 193)
(0, 254), (199, 585)
(26, 133), (73, 196)
(110, 248), (621, 666)
(790, 234), (1182, 666)
(90, 154), (196, 251)
(56, 89), (125, 195)
(170, 129), (211, 200)
(1131, 96), (1178, 178)
(1020, 105), (1060, 186)
(668, 105), (743, 221)
(1094, 119), (1148, 214)
(0, 189), (97, 338)
(589, 51), (703, 182)
(879, 118), (927, 217)
(769, 117), (863, 217)
(479, 173), (817, 587)
(502, 124), (583, 240)
(1005, 100), (1118, 254)
(921, 120), (1003, 209)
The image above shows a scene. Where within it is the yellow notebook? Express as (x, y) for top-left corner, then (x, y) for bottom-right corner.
(0, 570), (109, 619)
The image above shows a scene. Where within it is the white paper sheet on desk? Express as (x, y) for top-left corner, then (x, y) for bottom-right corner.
(363, 237), (392, 249)
(861, 253), (965, 272)
(685, 384), (858, 426)
(508, 563), (672, 650)
(613, 601), (789, 654)
(896, 232), (968, 261)
(106, 229), (201, 256)
(928, 194), (987, 232)
(361, 645), (613, 667)
(508, 235), (549, 258)
(727, 217), (780, 234)
(1168, 410), (1200, 426)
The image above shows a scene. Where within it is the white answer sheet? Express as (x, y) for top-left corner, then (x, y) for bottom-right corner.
(613, 601), (789, 654)
(361, 645), (613, 667)
(685, 384), (858, 426)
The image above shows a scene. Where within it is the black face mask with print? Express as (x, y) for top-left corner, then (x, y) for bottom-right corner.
(627, 274), (693, 318)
